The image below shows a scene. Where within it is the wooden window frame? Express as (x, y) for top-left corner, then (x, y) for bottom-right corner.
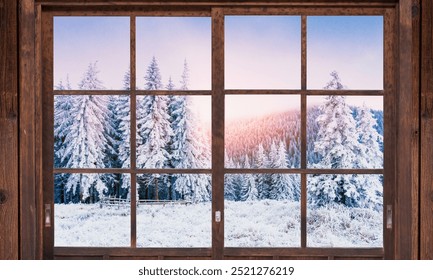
(18, 0), (419, 260)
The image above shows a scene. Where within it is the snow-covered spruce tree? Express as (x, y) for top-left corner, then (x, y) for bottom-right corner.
(107, 69), (131, 199)
(307, 105), (322, 166)
(137, 57), (173, 200)
(61, 62), (113, 203)
(356, 104), (383, 169)
(170, 60), (211, 202)
(287, 135), (301, 169)
(179, 59), (190, 91)
(224, 149), (237, 201)
(164, 76), (177, 200)
(166, 76), (176, 91)
(54, 77), (73, 203)
(354, 104), (383, 210)
(254, 143), (271, 200)
(269, 140), (299, 201)
(239, 155), (258, 201)
(308, 71), (362, 208)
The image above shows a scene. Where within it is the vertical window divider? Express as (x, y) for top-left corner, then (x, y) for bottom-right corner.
(212, 7), (225, 260)
(130, 15), (137, 248)
(300, 15), (308, 248)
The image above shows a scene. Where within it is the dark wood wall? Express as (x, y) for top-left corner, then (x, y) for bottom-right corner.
(420, 0), (433, 260)
(0, 0), (431, 260)
(0, 0), (19, 260)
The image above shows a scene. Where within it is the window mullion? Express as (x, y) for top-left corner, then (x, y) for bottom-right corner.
(130, 15), (137, 248)
(301, 15), (308, 249)
(211, 7), (225, 260)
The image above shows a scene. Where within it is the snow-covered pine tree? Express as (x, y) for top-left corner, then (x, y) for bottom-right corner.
(144, 56), (163, 90)
(61, 62), (113, 203)
(356, 104), (383, 169)
(108, 69), (131, 199)
(354, 104), (383, 210)
(224, 149), (237, 201)
(269, 140), (299, 201)
(239, 155), (258, 201)
(287, 136), (301, 169)
(179, 59), (190, 90)
(308, 71), (362, 208)
(307, 105), (322, 166)
(54, 77), (73, 203)
(164, 76), (177, 200)
(254, 143), (271, 200)
(137, 57), (173, 200)
(166, 76), (175, 91)
(170, 60), (211, 202)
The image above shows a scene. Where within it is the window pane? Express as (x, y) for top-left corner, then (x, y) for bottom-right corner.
(307, 174), (383, 247)
(225, 16), (301, 89)
(136, 174), (211, 247)
(307, 96), (383, 169)
(307, 16), (383, 90)
(226, 95), (300, 168)
(54, 95), (130, 169)
(55, 173), (131, 247)
(54, 17), (130, 90)
(136, 17), (211, 90)
(225, 174), (301, 247)
(136, 95), (211, 169)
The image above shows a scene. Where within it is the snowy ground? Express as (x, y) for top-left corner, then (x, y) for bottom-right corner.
(55, 201), (382, 248)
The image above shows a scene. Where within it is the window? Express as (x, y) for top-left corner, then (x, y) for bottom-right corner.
(42, 5), (396, 259)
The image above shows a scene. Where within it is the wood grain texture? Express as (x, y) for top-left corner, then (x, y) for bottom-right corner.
(52, 247), (382, 260)
(22, 1), (423, 260)
(19, 0), (38, 260)
(420, 0), (433, 260)
(211, 7), (224, 260)
(383, 8), (397, 260)
(395, 0), (419, 260)
(35, 0), (399, 6)
(0, 0), (19, 260)
(41, 11), (54, 260)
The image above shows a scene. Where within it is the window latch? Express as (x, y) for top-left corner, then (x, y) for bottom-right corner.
(215, 211), (221, 223)
(45, 204), (51, 227)
(386, 205), (392, 229)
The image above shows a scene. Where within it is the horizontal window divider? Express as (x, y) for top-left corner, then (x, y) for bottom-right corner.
(53, 168), (131, 174)
(223, 247), (384, 257)
(305, 90), (384, 96)
(224, 168), (383, 174)
(222, 6), (390, 15)
(135, 90), (212, 96)
(135, 169), (212, 174)
(53, 168), (212, 174)
(39, 1), (395, 9)
(53, 247), (212, 258)
(224, 90), (384, 96)
(52, 246), (382, 258)
(53, 90), (131, 95)
(44, 7), (212, 17)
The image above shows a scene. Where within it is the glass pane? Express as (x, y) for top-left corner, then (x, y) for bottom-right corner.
(307, 96), (383, 169)
(54, 95), (131, 169)
(225, 174), (301, 247)
(307, 16), (383, 90)
(54, 17), (130, 90)
(307, 174), (383, 247)
(136, 174), (211, 247)
(226, 95), (300, 168)
(136, 96), (210, 169)
(55, 173), (131, 247)
(136, 17), (211, 90)
(225, 16), (301, 89)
